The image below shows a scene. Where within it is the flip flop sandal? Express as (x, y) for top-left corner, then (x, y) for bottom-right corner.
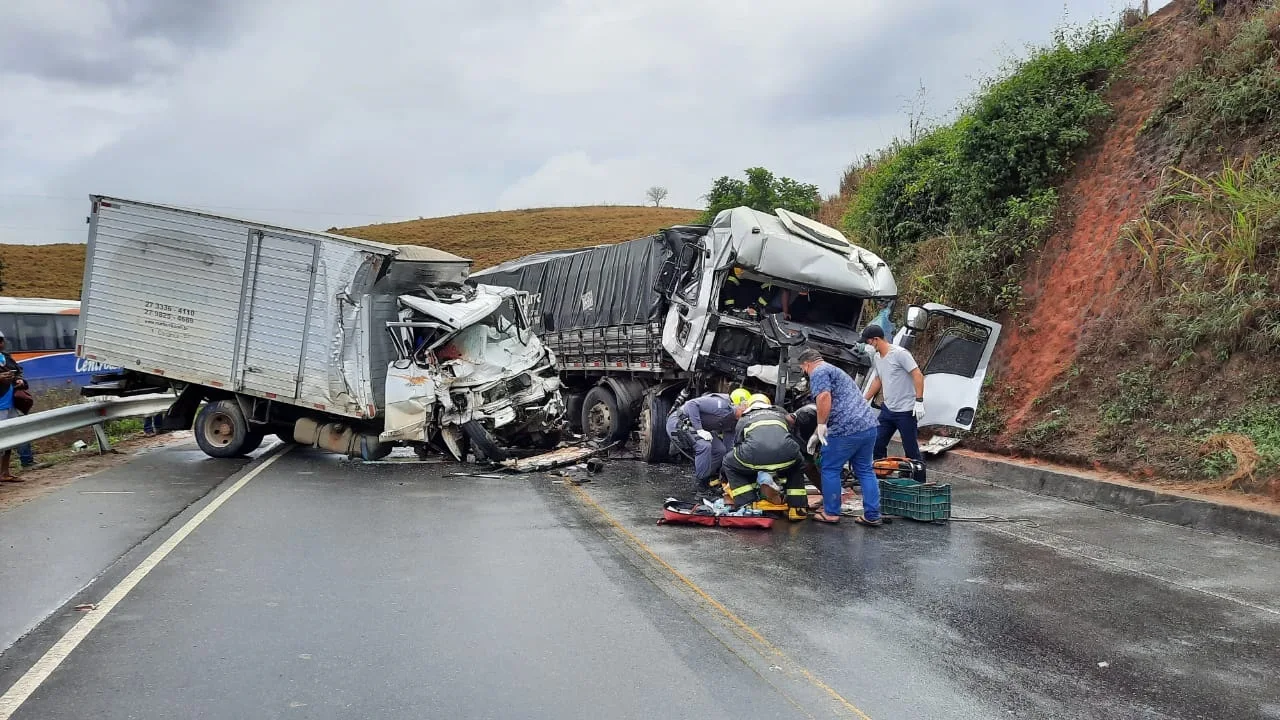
(0, 475), (22, 483)
(853, 516), (883, 528)
(810, 511), (840, 524)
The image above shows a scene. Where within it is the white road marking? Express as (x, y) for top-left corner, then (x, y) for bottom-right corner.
(0, 445), (291, 719)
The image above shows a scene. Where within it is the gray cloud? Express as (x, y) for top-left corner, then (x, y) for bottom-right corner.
(1, 0), (1172, 247)
(0, 0), (251, 86)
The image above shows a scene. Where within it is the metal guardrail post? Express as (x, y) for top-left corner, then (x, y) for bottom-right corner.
(91, 423), (114, 454)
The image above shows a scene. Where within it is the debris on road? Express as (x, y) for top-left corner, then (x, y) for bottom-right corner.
(74, 603), (97, 612)
(498, 443), (613, 473)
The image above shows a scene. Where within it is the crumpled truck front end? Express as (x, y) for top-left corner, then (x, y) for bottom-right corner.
(380, 286), (566, 459)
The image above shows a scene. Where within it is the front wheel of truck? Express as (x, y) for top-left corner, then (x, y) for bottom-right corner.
(194, 399), (257, 458)
(462, 421), (509, 462)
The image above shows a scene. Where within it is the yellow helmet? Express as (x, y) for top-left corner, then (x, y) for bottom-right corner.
(749, 393), (771, 406)
(729, 388), (752, 406)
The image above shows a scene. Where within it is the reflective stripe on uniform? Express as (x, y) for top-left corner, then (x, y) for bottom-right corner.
(730, 482), (759, 497)
(786, 488), (807, 496)
(732, 449), (796, 471)
(743, 419), (788, 435)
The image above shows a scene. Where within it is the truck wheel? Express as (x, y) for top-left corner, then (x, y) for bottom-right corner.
(637, 393), (672, 464)
(462, 421), (509, 462)
(194, 400), (256, 458)
(581, 386), (629, 443)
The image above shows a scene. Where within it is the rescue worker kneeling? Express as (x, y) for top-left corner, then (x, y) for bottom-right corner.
(666, 389), (752, 497)
(720, 394), (808, 521)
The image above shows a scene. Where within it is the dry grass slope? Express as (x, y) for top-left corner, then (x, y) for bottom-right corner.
(339, 205), (701, 270)
(1, 205), (700, 300)
(0, 244), (86, 300)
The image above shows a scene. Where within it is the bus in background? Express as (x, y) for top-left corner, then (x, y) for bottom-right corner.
(0, 297), (118, 394)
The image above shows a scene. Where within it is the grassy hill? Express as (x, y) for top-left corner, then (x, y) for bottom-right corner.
(0, 244), (87, 300)
(0, 205), (700, 300)
(339, 205), (700, 269)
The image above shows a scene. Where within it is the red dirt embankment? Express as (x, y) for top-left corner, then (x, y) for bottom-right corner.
(994, 4), (1202, 436)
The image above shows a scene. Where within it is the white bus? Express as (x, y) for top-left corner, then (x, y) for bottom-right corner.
(0, 297), (116, 392)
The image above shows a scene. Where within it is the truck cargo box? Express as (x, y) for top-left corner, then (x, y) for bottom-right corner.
(77, 196), (470, 419)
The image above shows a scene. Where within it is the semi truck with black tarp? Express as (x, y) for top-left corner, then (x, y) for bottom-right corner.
(473, 206), (1003, 463)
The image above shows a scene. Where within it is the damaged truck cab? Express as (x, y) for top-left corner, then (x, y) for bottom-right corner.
(473, 206), (1002, 462)
(381, 285), (564, 461)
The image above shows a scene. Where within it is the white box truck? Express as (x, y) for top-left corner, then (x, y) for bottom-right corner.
(77, 196), (564, 461)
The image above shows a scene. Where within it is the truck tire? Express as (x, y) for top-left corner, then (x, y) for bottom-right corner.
(637, 392), (673, 464)
(581, 386), (629, 443)
(462, 421), (509, 462)
(194, 400), (257, 458)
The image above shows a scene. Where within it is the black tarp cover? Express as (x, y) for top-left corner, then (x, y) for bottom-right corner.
(473, 228), (699, 333)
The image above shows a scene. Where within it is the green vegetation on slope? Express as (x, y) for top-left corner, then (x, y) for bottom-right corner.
(840, 23), (1137, 316)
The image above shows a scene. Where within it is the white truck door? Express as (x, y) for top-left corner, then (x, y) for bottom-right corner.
(238, 232), (317, 399)
(891, 303), (1002, 431)
(381, 361), (437, 442)
(660, 240), (717, 372)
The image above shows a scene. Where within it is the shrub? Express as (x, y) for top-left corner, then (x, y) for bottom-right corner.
(842, 21), (1135, 316)
(1124, 155), (1280, 355)
(1145, 9), (1280, 142)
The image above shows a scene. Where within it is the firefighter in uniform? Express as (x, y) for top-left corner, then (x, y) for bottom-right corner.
(720, 394), (808, 521)
(666, 388), (753, 496)
(720, 268), (771, 315)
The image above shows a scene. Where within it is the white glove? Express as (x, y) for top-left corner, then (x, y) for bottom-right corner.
(806, 423), (829, 454)
(913, 400), (925, 421)
(696, 429), (713, 442)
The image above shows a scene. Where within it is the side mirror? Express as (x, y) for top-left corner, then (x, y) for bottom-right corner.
(906, 305), (929, 331)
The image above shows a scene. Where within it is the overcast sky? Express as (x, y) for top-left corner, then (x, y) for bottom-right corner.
(0, 0), (1169, 246)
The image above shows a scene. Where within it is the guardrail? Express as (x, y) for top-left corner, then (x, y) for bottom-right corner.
(0, 394), (176, 453)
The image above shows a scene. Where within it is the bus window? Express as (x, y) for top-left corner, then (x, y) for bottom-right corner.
(0, 314), (17, 350)
(55, 316), (78, 350)
(17, 313), (57, 351)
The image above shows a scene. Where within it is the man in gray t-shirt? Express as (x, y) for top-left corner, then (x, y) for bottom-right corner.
(859, 324), (926, 462)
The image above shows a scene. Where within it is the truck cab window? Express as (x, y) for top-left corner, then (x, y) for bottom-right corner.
(677, 254), (703, 303)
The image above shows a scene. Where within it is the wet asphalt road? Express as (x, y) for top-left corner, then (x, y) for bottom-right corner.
(1, 443), (1278, 719)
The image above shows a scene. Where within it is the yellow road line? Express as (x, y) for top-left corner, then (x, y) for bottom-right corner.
(567, 482), (873, 720)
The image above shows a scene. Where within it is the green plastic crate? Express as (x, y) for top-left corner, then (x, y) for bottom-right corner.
(878, 478), (951, 521)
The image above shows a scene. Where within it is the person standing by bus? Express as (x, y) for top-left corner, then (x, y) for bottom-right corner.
(0, 329), (28, 482)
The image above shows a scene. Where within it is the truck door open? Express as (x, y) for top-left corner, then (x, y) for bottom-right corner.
(891, 303), (1001, 431)
(659, 240), (718, 372)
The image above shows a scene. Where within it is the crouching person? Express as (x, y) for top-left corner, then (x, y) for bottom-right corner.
(720, 394), (808, 521)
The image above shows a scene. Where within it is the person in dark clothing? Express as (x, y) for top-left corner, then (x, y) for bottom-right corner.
(666, 390), (748, 496)
(720, 395), (808, 521)
(786, 402), (822, 487)
(719, 269), (770, 316)
(1, 331), (29, 482)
